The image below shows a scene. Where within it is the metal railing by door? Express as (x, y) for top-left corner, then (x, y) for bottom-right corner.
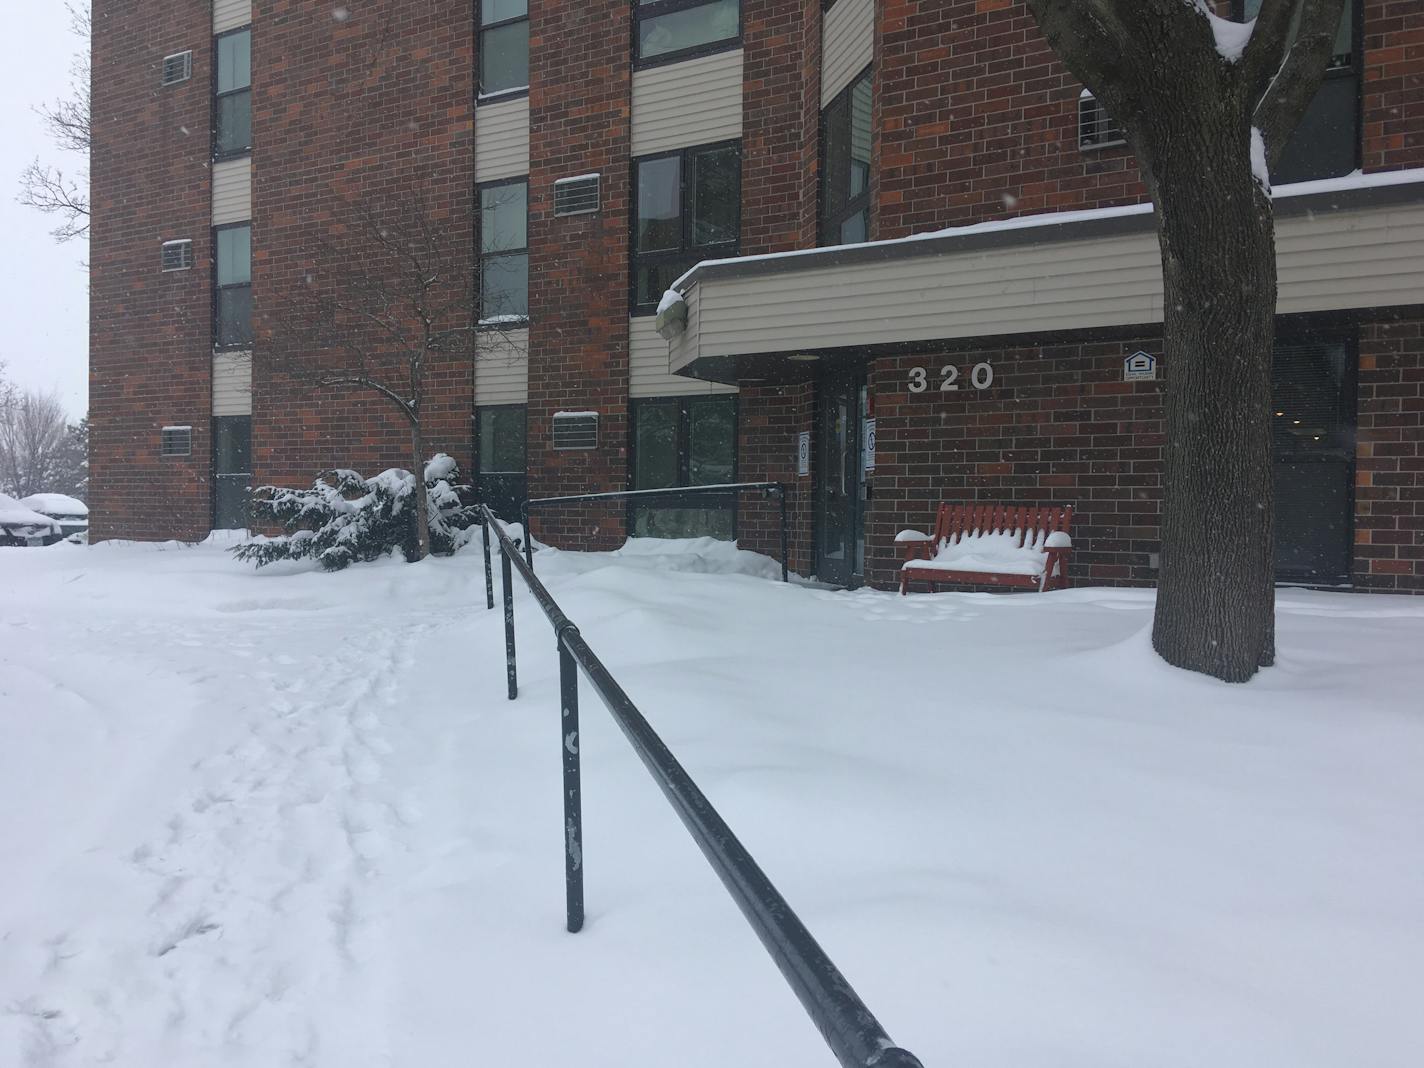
(479, 506), (924, 1068)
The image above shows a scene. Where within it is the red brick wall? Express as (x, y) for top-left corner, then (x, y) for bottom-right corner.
(742, 0), (822, 255)
(252, 0), (476, 491)
(865, 336), (1167, 590)
(874, 0), (1148, 241)
(1362, 0), (1424, 172)
(734, 2), (822, 572)
(90, 0), (214, 542)
(525, 0), (632, 549)
(1355, 315), (1424, 591)
(737, 383), (816, 573)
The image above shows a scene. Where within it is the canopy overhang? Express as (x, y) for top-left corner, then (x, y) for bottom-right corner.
(663, 173), (1424, 385)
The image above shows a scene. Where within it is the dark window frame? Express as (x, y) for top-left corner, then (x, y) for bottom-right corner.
(819, 65), (873, 248)
(212, 414), (253, 529)
(478, 0), (530, 100)
(479, 176), (530, 326)
(212, 26), (252, 162)
(475, 404), (529, 521)
(628, 394), (740, 537)
(632, 0), (743, 70)
(212, 221), (253, 351)
(1270, 318), (1358, 585)
(630, 139), (742, 315)
(477, 404), (528, 475)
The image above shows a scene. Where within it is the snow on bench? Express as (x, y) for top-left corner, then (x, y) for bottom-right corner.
(896, 504), (1073, 594)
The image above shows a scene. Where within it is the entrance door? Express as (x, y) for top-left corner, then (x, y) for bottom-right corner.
(815, 370), (868, 586)
(1273, 338), (1355, 584)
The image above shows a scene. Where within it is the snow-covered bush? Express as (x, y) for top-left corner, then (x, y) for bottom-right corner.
(233, 454), (478, 571)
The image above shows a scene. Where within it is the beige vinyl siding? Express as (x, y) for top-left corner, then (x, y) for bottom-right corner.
(670, 197), (1424, 376)
(821, 0), (874, 106)
(475, 98), (530, 184)
(630, 317), (736, 397)
(631, 50), (743, 156)
(211, 157), (252, 224)
(476, 329), (529, 405)
(213, 0), (251, 33)
(212, 351), (252, 416)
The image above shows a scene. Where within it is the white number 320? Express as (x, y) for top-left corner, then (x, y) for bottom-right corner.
(907, 363), (993, 393)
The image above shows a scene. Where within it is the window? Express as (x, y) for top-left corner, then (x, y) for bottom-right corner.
(162, 51), (193, 86)
(161, 239), (194, 272)
(1239, 0), (1357, 183)
(213, 415), (251, 529)
(635, 0), (740, 65)
(161, 426), (192, 457)
(477, 405), (527, 521)
(632, 141), (740, 313)
(820, 68), (872, 246)
(480, 0), (529, 97)
(630, 395), (737, 539)
(480, 180), (529, 323)
(214, 28), (251, 158)
(214, 223), (253, 348)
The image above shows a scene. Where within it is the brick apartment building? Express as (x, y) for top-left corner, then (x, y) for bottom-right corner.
(90, 0), (1424, 592)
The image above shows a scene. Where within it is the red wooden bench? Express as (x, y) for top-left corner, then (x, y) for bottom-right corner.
(896, 504), (1073, 594)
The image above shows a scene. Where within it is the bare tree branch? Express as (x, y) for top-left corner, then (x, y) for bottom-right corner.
(18, 2), (90, 244)
(255, 192), (491, 559)
(1254, 0), (1349, 166)
(1021, 0), (1135, 97)
(18, 161), (89, 241)
(1243, 0), (1301, 98)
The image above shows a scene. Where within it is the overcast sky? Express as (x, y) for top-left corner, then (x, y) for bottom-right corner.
(1, 6), (89, 421)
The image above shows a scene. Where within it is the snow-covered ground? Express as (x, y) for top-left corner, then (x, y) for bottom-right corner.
(1, 538), (1422, 1067)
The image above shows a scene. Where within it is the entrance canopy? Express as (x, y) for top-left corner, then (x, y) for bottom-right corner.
(660, 171), (1424, 385)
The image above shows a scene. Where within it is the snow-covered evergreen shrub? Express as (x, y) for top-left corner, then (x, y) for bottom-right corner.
(233, 454), (478, 571)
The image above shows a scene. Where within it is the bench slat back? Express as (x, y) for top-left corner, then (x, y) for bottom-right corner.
(931, 503), (1073, 551)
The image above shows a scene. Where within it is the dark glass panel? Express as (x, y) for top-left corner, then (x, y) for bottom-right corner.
(215, 91), (251, 156)
(690, 145), (739, 247)
(217, 285), (253, 347)
(481, 20), (530, 94)
(636, 156), (682, 252)
(689, 397), (735, 485)
(634, 401), (678, 489)
(638, 0), (739, 60)
(481, 252), (528, 320)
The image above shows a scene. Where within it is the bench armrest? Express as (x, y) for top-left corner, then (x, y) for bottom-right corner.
(896, 529), (937, 563)
(1045, 531), (1072, 549)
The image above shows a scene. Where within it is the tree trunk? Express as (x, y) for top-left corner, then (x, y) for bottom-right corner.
(410, 423), (431, 561)
(1148, 108), (1277, 682)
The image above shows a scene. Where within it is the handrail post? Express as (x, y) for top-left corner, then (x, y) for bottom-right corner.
(521, 499), (534, 574)
(482, 516), (495, 611)
(777, 484), (789, 583)
(501, 544), (518, 700)
(558, 631), (585, 934)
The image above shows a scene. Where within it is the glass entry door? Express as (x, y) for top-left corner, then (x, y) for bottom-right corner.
(815, 370), (868, 586)
(1273, 338), (1355, 584)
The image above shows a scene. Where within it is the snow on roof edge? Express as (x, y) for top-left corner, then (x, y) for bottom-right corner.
(673, 167), (1424, 287)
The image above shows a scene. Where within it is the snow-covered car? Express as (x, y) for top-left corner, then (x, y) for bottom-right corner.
(0, 492), (63, 547)
(21, 492), (89, 543)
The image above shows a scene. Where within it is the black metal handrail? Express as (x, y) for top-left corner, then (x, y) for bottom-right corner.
(479, 505), (924, 1068)
(516, 481), (791, 583)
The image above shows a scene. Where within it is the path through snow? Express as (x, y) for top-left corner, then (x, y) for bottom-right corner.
(2, 539), (1422, 1067)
